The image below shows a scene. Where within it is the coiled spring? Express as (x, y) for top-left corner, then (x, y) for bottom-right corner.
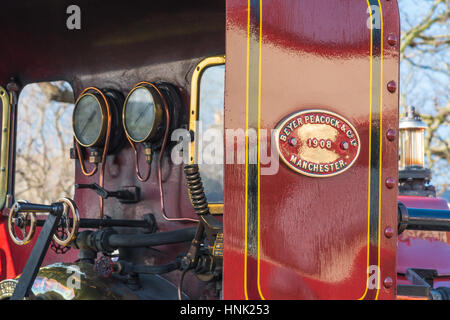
(184, 164), (210, 216)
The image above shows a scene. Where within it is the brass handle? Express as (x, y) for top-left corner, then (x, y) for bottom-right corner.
(8, 198), (80, 247)
(8, 201), (36, 246)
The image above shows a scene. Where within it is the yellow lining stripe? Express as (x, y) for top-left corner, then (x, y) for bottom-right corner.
(375, 1), (383, 300)
(359, 0), (383, 300)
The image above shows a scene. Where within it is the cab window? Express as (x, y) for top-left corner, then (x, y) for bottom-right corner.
(15, 81), (75, 203)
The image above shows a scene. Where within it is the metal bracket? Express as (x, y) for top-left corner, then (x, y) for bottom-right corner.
(75, 183), (140, 203)
(396, 268), (439, 299)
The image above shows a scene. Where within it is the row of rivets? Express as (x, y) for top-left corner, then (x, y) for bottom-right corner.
(383, 13), (397, 291)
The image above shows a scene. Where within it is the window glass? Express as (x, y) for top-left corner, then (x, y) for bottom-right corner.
(198, 65), (225, 203)
(16, 81), (75, 203)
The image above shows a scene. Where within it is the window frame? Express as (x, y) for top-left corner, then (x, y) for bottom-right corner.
(0, 86), (13, 210)
(189, 56), (225, 215)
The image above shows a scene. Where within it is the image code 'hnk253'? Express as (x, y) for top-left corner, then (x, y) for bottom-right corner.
(0, 0), (449, 302)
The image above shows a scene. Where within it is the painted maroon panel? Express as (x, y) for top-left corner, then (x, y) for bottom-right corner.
(224, 0), (400, 299)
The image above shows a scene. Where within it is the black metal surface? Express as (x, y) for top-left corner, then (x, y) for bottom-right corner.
(118, 258), (181, 275)
(14, 201), (64, 215)
(433, 287), (450, 300)
(107, 227), (197, 248)
(398, 202), (450, 232)
(35, 217), (152, 229)
(399, 166), (436, 197)
(75, 183), (140, 203)
(406, 268), (437, 288)
(396, 268), (443, 299)
(397, 284), (430, 298)
(72, 227), (196, 254)
(10, 212), (62, 300)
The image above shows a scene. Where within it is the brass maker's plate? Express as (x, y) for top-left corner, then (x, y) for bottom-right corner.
(275, 109), (360, 177)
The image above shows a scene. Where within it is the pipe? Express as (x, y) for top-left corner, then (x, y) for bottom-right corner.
(14, 201), (64, 216)
(398, 201), (450, 233)
(36, 218), (151, 229)
(107, 227), (197, 248)
(118, 259), (181, 275)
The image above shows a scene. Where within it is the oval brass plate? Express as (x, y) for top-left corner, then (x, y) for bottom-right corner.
(275, 109), (361, 177)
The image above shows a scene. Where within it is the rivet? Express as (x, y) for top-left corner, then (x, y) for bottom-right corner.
(383, 277), (393, 289)
(340, 141), (349, 150)
(386, 129), (396, 141)
(289, 137), (297, 146)
(387, 33), (397, 46)
(384, 226), (394, 238)
(385, 177), (395, 189)
(387, 81), (397, 93)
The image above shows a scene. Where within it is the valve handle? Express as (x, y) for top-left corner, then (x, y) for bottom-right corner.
(94, 256), (115, 278)
(50, 227), (71, 254)
(8, 198), (80, 247)
(52, 197), (80, 247)
(8, 200), (36, 246)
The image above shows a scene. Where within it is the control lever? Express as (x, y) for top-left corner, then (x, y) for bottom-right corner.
(9, 198), (79, 300)
(181, 164), (223, 285)
(75, 183), (140, 203)
(8, 198), (80, 247)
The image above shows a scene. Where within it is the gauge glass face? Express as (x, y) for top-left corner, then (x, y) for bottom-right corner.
(124, 87), (156, 142)
(73, 94), (104, 146)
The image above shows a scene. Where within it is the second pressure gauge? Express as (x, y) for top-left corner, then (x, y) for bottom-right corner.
(123, 85), (163, 143)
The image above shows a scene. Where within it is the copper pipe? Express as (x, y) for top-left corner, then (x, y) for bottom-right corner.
(126, 135), (152, 182)
(75, 142), (98, 176)
(76, 87), (112, 220)
(133, 82), (198, 223)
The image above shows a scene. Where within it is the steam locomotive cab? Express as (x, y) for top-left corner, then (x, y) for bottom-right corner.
(0, 0), (449, 300)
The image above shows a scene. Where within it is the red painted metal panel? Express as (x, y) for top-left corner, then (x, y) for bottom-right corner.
(224, 0), (400, 299)
(0, 216), (78, 280)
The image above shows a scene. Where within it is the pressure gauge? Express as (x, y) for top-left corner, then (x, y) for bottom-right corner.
(73, 93), (107, 147)
(123, 85), (163, 143)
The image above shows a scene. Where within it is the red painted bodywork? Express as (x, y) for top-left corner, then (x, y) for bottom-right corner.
(1, 0), (445, 301)
(223, 0), (400, 299)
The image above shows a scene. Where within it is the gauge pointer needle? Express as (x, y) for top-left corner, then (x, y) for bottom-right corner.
(133, 105), (149, 126)
(79, 111), (97, 136)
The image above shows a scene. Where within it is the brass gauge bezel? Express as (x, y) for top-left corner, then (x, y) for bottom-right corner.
(122, 85), (164, 144)
(72, 92), (108, 148)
